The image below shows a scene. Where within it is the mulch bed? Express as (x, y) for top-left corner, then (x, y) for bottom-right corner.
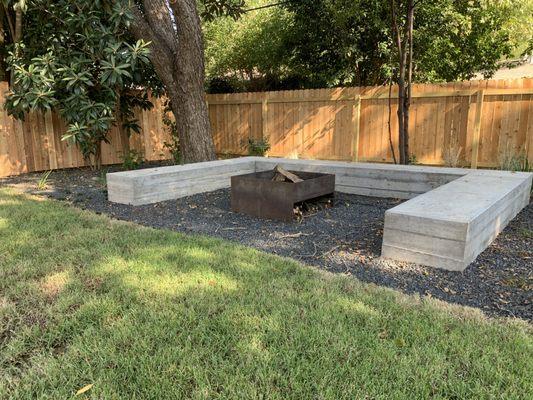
(2, 164), (532, 321)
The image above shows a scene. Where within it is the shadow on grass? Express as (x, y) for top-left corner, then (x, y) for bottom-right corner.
(0, 189), (531, 399)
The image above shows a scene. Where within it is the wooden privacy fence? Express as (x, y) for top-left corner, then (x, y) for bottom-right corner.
(208, 78), (533, 169)
(1, 78), (532, 177)
(0, 81), (172, 178)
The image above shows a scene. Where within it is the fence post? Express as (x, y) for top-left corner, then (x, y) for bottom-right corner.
(468, 90), (485, 169)
(262, 94), (268, 155)
(352, 95), (361, 162)
(44, 110), (58, 170)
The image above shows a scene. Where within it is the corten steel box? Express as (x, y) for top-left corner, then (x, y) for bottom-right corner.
(231, 170), (335, 221)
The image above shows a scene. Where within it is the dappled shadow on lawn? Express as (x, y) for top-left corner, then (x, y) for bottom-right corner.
(0, 189), (531, 399)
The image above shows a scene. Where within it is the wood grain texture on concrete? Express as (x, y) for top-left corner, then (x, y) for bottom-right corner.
(381, 170), (532, 271)
(107, 156), (532, 271)
(107, 158), (256, 206)
(254, 158), (465, 199)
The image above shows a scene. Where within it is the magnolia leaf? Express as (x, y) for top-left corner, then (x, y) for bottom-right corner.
(75, 383), (93, 395)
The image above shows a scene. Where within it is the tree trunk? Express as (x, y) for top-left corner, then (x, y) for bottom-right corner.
(397, 79), (407, 164)
(404, 0), (414, 164)
(87, 142), (102, 170)
(391, 0), (414, 165)
(14, 7), (21, 42)
(387, 79), (397, 164)
(168, 91), (214, 163)
(94, 143), (102, 170)
(129, 0), (216, 163)
(9, 5), (23, 86)
(392, 0), (407, 164)
(115, 90), (130, 157)
(0, 5), (5, 82)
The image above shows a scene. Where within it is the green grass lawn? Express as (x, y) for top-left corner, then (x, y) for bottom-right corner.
(0, 188), (531, 399)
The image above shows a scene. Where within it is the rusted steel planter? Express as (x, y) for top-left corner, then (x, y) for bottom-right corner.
(231, 170), (335, 221)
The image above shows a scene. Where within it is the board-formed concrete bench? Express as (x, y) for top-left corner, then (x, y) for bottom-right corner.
(107, 158), (256, 205)
(381, 170), (532, 271)
(107, 157), (532, 271)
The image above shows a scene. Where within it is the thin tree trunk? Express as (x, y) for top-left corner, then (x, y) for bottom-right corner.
(10, 5), (23, 87)
(387, 78), (397, 163)
(391, 0), (406, 164)
(94, 143), (102, 170)
(397, 68), (407, 163)
(391, 0), (415, 165)
(397, 83), (406, 163)
(1, 3), (15, 83)
(2, 2), (15, 41)
(404, 0), (414, 163)
(14, 7), (21, 42)
(88, 142), (102, 170)
(115, 90), (130, 157)
(0, 5), (5, 82)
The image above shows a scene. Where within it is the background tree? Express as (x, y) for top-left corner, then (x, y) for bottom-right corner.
(204, 0), (528, 91)
(205, 0), (527, 164)
(5, 0), (155, 168)
(390, 0), (414, 165)
(413, 0), (520, 81)
(281, 0), (393, 88)
(389, 0), (521, 164)
(204, 0), (296, 92)
(2, 0), (530, 166)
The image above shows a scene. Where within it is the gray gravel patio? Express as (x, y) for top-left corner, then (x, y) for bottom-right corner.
(2, 165), (532, 320)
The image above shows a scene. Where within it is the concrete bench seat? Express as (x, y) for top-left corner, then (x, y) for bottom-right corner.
(107, 156), (532, 271)
(107, 158), (256, 205)
(381, 171), (532, 271)
(254, 158), (465, 199)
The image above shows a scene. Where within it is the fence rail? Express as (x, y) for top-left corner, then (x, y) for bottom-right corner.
(1, 78), (532, 178)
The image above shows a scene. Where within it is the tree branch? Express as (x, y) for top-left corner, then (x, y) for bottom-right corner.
(390, 0), (402, 59)
(141, 0), (178, 54)
(406, 0), (414, 102)
(1, 3), (16, 41)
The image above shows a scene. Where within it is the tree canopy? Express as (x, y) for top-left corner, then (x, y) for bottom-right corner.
(3, 0), (156, 166)
(204, 0), (294, 91)
(2, 0), (246, 165)
(1, 0), (531, 166)
(204, 0), (531, 92)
